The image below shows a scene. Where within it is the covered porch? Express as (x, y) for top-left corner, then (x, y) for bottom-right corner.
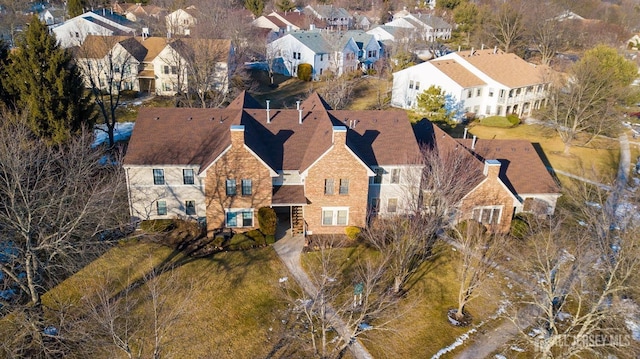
(272, 185), (308, 238)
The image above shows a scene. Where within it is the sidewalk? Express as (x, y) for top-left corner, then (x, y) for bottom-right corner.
(273, 235), (373, 359)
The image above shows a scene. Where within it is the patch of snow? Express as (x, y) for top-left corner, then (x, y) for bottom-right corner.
(447, 315), (460, 326)
(585, 201), (602, 209)
(92, 122), (135, 148)
(529, 328), (543, 337)
(279, 276), (288, 283)
(556, 312), (572, 321)
(625, 319), (640, 341)
(510, 345), (525, 352)
(358, 322), (373, 331)
(506, 282), (513, 289)
(494, 355), (507, 359)
(431, 327), (477, 359)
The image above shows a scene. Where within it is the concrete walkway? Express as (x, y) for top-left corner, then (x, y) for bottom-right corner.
(273, 235), (374, 359)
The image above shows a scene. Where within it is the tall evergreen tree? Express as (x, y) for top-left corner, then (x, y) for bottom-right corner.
(276, 0), (296, 12)
(67, 0), (86, 18)
(245, 0), (264, 17)
(5, 17), (93, 144)
(0, 40), (11, 107)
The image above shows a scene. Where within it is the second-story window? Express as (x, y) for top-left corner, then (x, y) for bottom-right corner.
(409, 80), (414, 89)
(153, 169), (164, 185)
(390, 169), (400, 184)
(325, 178), (334, 195)
(241, 179), (252, 196)
(183, 169), (194, 185)
(163, 65), (169, 74)
(226, 179), (236, 196)
(476, 88), (482, 96)
(339, 179), (349, 195)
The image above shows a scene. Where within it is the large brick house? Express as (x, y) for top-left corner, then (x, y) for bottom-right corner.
(123, 92), (560, 235)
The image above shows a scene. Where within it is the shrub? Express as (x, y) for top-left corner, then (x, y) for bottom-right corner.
(506, 113), (520, 127)
(345, 226), (361, 240)
(227, 233), (257, 251)
(510, 213), (533, 239)
(265, 235), (276, 245)
(245, 229), (266, 246)
(140, 219), (175, 233)
(258, 207), (277, 236)
(212, 236), (226, 248)
(297, 63), (313, 81)
(479, 116), (513, 128)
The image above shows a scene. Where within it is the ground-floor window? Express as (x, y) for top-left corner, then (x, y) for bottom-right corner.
(322, 207), (348, 226)
(185, 200), (196, 215)
(156, 200), (167, 215)
(471, 206), (502, 225)
(226, 209), (254, 228)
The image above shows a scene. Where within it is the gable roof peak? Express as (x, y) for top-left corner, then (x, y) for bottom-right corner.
(301, 92), (332, 111)
(228, 90), (263, 110)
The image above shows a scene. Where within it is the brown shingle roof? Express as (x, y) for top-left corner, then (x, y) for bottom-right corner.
(431, 59), (486, 88)
(272, 185), (308, 205)
(124, 92), (420, 174)
(458, 138), (560, 195)
(123, 107), (239, 170)
(456, 49), (549, 88)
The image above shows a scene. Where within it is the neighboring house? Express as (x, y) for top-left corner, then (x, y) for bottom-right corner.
(353, 13), (371, 30)
(339, 30), (382, 71)
(391, 48), (551, 118)
(414, 121), (561, 233)
(74, 35), (232, 96)
(40, 8), (66, 26)
(367, 25), (406, 43)
(267, 30), (361, 79)
(253, 11), (327, 44)
(75, 35), (147, 92)
(51, 10), (136, 47)
(123, 92), (559, 236)
(153, 38), (233, 95)
(166, 6), (199, 36)
(120, 3), (168, 23)
(123, 91), (424, 235)
(304, 5), (352, 29)
(387, 11), (452, 42)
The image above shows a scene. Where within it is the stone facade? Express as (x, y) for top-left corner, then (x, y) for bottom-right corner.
(204, 126), (273, 235)
(304, 128), (369, 234)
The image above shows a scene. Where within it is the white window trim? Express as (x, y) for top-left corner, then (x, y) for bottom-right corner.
(321, 207), (349, 226)
(225, 208), (254, 228)
(472, 205), (503, 225)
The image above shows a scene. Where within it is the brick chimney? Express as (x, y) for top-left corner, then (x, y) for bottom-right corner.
(332, 126), (347, 145)
(483, 159), (501, 178)
(230, 125), (244, 147)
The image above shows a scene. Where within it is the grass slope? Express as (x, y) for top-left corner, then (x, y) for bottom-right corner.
(43, 239), (292, 358)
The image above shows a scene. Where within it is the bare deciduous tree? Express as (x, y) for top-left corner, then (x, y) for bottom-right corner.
(486, 1), (527, 54)
(0, 118), (127, 356)
(449, 221), (504, 323)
